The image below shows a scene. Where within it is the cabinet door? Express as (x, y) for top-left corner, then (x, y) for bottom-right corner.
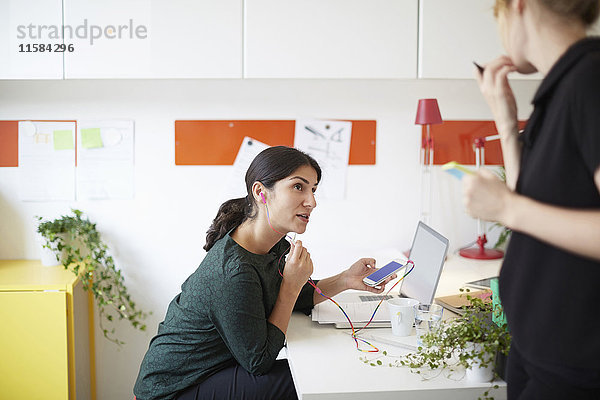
(71, 280), (93, 400)
(0, 291), (69, 400)
(244, 0), (418, 79)
(0, 0), (63, 79)
(419, 0), (541, 79)
(64, 0), (242, 78)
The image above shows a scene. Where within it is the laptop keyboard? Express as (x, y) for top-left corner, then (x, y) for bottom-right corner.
(359, 294), (395, 302)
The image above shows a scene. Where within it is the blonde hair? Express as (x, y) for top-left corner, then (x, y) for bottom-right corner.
(494, 0), (600, 26)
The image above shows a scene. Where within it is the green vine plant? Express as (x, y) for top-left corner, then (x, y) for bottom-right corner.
(359, 290), (511, 400)
(491, 223), (512, 249)
(37, 209), (150, 346)
(490, 166), (512, 249)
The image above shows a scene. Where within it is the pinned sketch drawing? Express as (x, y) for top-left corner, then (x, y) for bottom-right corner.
(224, 136), (269, 200)
(17, 121), (76, 201)
(77, 120), (134, 200)
(294, 119), (352, 200)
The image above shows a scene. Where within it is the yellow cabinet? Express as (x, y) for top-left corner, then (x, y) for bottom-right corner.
(0, 260), (96, 400)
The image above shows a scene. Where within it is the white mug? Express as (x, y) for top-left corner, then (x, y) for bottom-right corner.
(387, 298), (419, 336)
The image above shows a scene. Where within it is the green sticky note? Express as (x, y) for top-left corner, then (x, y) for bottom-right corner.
(53, 130), (74, 150)
(81, 128), (104, 149)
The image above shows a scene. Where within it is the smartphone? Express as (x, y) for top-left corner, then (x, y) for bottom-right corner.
(363, 261), (405, 287)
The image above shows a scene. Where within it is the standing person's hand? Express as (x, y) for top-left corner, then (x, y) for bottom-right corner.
(341, 258), (396, 294)
(282, 240), (313, 293)
(463, 169), (514, 225)
(475, 56), (519, 137)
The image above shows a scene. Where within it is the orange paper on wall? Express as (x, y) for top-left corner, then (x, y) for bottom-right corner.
(174, 120), (376, 165)
(0, 121), (19, 167)
(424, 120), (527, 165)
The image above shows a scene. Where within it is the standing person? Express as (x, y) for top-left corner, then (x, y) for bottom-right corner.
(463, 0), (600, 398)
(134, 146), (394, 400)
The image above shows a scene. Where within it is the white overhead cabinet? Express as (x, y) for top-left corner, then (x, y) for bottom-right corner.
(244, 0), (418, 79)
(0, 0), (64, 79)
(63, 0), (243, 78)
(419, 0), (541, 79)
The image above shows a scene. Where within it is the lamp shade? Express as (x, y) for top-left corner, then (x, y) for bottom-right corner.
(415, 98), (443, 125)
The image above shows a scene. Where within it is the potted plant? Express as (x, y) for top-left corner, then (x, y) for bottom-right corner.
(406, 290), (509, 369)
(407, 291), (510, 398)
(361, 290), (510, 399)
(37, 209), (149, 345)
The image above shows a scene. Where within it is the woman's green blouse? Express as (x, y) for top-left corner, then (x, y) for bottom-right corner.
(134, 233), (315, 400)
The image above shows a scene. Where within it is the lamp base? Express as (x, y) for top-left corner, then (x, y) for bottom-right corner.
(459, 247), (504, 260)
(459, 234), (504, 260)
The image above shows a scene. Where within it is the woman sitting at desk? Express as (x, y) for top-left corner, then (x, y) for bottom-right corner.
(134, 146), (394, 400)
(464, 0), (600, 398)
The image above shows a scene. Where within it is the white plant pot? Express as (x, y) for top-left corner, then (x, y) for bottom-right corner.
(40, 245), (60, 266)
(464, 342), (495, 383)
(466, 360), (494, 383)
(37, 233), (60, 266)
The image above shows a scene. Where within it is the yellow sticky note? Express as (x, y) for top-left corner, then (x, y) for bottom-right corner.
(53, 130), (74, 150)
(81, 128), (103, 149)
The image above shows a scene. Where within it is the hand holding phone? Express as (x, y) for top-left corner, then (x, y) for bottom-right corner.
(362, 260), (405, 287)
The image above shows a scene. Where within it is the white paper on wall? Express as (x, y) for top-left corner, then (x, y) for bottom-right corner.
(224, 136), (269, 199)
(76, 120), (135, 200)
(294, 119), (352, 200)
(18, 120), (76, 201)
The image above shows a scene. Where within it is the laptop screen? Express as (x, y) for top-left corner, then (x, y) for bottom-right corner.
(402, 222), (449, 304)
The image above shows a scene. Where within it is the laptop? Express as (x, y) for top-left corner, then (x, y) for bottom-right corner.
(311, 221), (449, 328)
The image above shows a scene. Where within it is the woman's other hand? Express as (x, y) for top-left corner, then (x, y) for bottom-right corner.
(341, 258), (396, 294)
(475, 56), (519, 137)
(282, 240), (314, 293)
(463, 169), (514, 225)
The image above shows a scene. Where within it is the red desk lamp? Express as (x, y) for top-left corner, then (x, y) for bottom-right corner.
(415, 99), (443, 225)
(459, 134), (504, 260)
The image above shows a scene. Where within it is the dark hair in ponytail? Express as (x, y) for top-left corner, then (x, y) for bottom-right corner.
(204, 146), (321, 251)
(203, 197), (250, 252)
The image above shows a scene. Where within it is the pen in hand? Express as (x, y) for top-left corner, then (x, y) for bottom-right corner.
(473, 61), (484, 75)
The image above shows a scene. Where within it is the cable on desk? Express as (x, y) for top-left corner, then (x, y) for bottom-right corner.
(277, 245), (415, 353)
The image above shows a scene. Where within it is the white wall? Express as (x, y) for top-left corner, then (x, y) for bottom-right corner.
(0, 78), (539, 399)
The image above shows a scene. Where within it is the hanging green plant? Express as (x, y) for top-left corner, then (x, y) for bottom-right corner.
(37, 209), (149, 345)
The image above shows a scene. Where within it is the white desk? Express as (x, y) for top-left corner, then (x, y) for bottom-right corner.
(285, 255), (507, 400)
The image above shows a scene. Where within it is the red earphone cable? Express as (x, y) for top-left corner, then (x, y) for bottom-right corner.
(264, 197), (416, 352)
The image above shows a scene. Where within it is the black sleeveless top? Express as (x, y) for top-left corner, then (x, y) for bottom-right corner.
(500, 38), (600, 371)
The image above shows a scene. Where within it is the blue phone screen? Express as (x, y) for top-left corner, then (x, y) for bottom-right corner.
(365, 261), (403, 283)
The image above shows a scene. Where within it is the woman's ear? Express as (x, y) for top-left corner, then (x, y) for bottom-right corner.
(251, 182), (265, 205)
